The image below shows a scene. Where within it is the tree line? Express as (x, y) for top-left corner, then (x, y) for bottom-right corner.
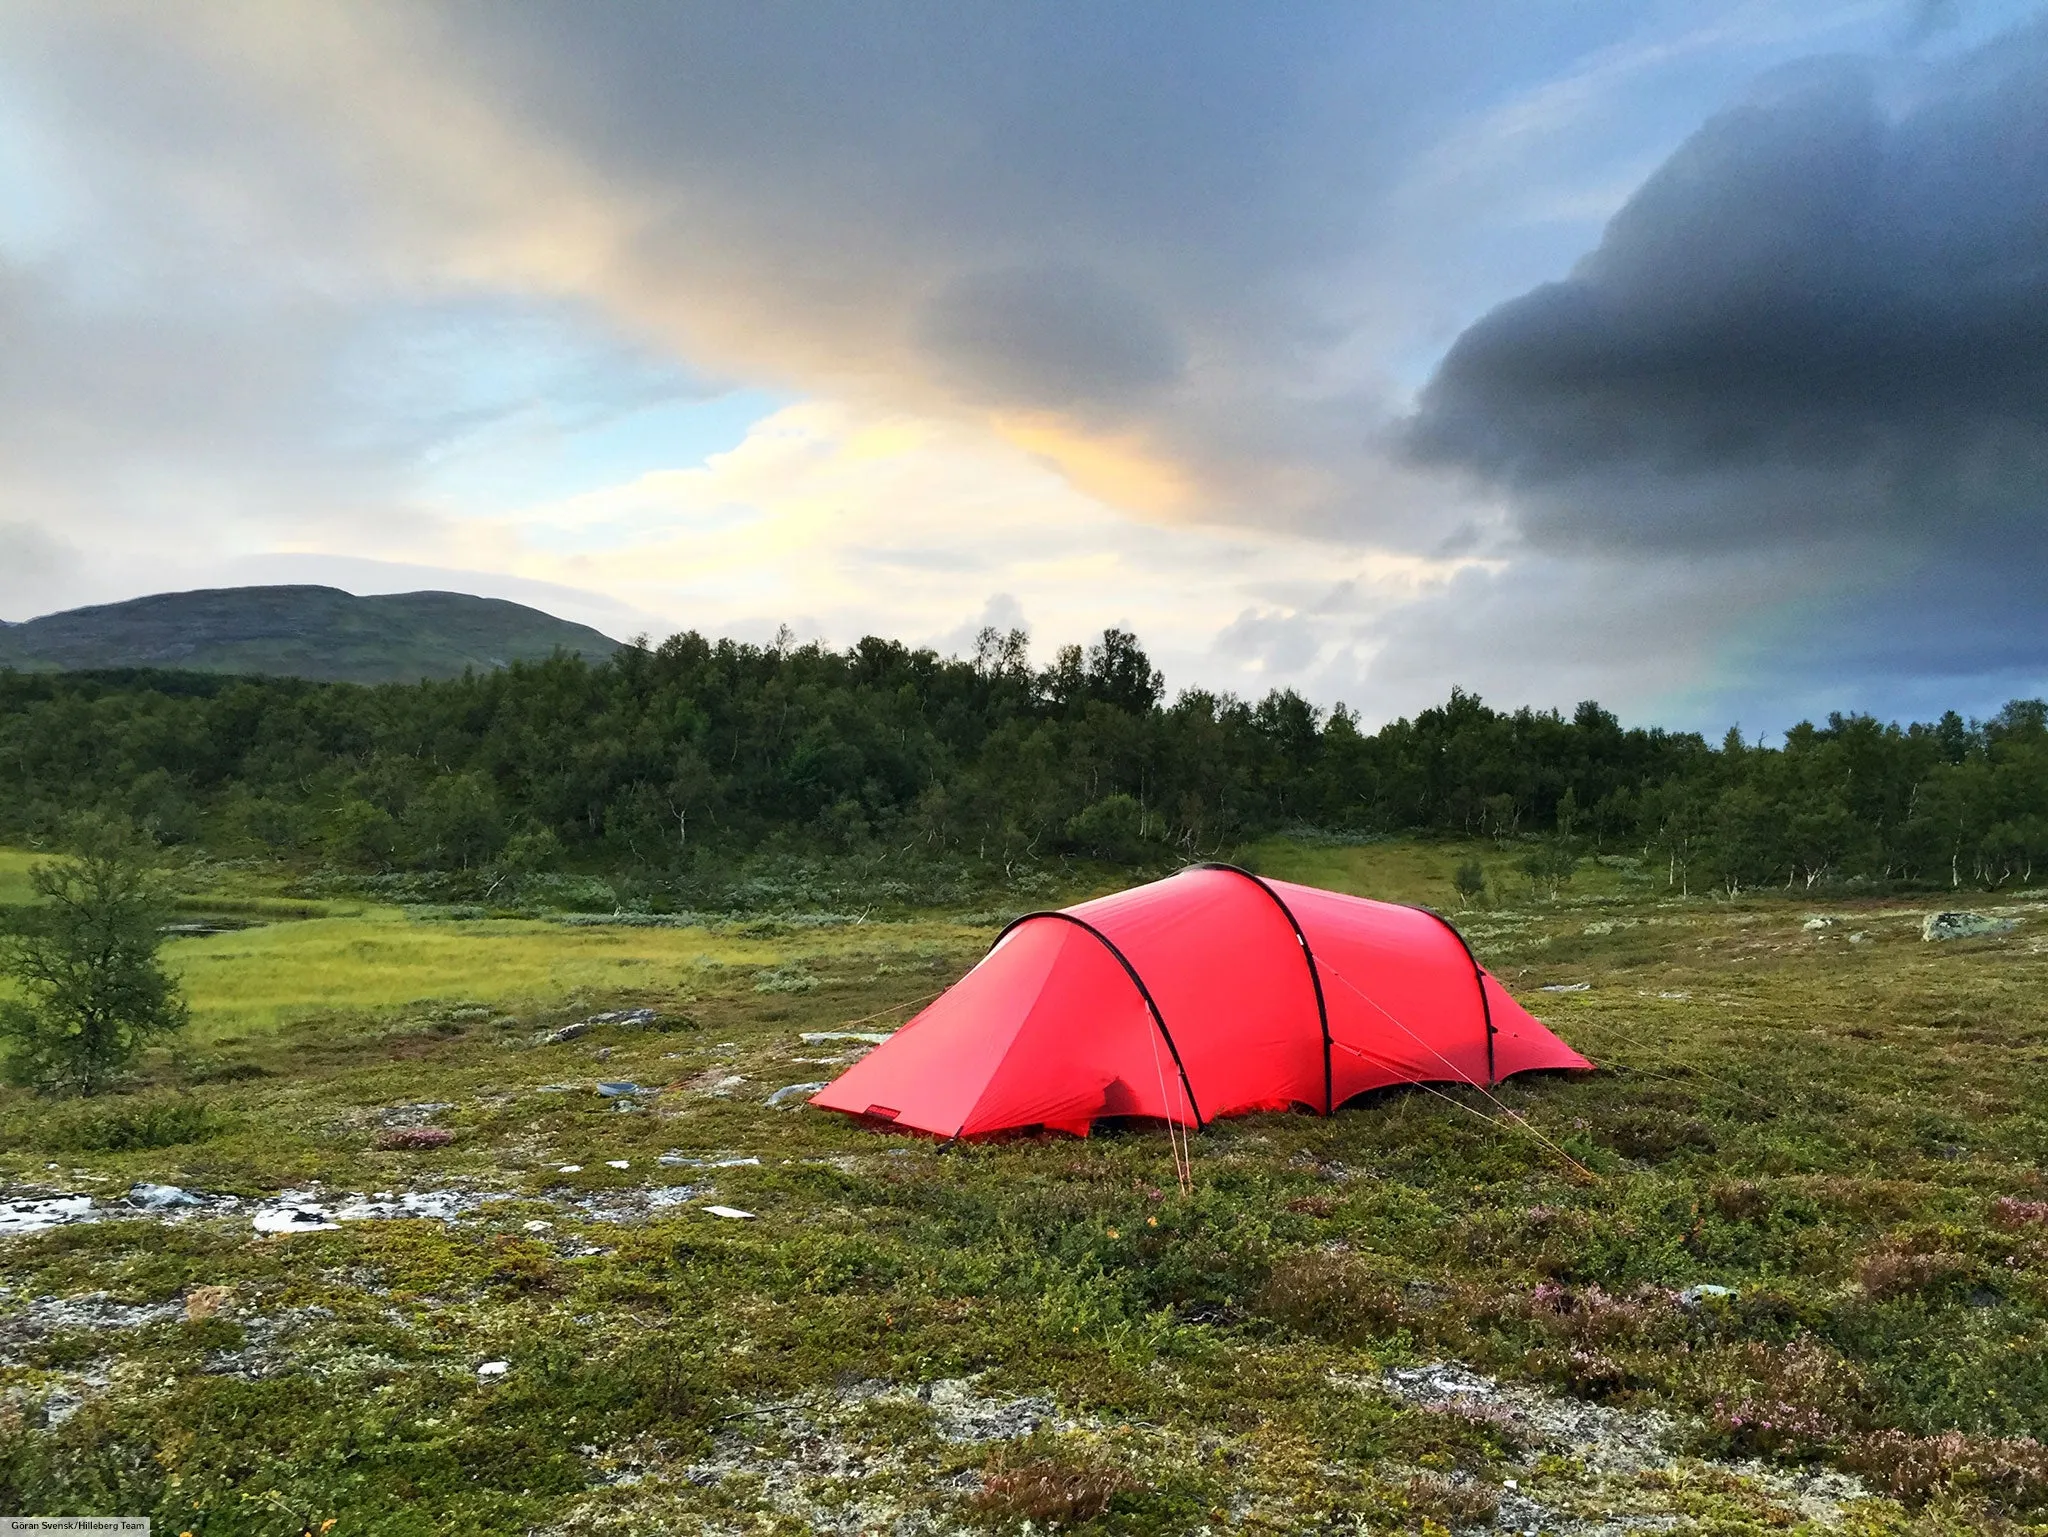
(1, 625), (2043, 901)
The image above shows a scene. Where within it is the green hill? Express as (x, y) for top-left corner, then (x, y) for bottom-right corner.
(0, 585), (621, 684)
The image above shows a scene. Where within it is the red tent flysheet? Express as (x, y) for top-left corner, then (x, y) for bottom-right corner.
(810, 864), (1591, 1138)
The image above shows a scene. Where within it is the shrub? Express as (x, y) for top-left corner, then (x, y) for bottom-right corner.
(1843, 1429), (2048, 1515)
(375, 1127), (455, 1150)
(24, 1094), (226, 1152)
(1856, 1241), (1973, 1300)
(1255, 1248), (1407, 1343)
(974, 1448), (1134, 1527)
(0, 818), (189, 1096)
(1402, 1472), (1499, 1529)
(1991, 1197), (2048, 1230)
(1700, 1341), (1871, 1458)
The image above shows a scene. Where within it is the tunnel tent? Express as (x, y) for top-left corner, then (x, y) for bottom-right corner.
(809, 863), (1591, 1139)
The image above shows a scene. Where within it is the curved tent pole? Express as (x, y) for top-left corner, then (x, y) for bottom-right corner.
(1188, 862), (1335, 1116)
(1409, 906), (1497, 1084)
(989, 911), (1205, 1128)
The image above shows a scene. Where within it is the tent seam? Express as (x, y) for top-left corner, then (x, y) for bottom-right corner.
(1407, 905), (1497, 1084)
(1188, 863), (1335, 1115)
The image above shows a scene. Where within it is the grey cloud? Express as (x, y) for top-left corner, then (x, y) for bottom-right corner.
(1213, 608), (1326, 678)
(0, 524), (79, 613)
(917, 266), (1185, 410)
(1398, 17), (2048, 717)
(1409, 26), (2048, 556)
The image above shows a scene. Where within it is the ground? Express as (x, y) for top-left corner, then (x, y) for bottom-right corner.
(0, 841), (2043, 1534)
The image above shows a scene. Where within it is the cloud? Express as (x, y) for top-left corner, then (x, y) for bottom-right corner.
(916, 266), (1186, 412)
(5, 0), (2043, 726)
(1407, 19), (2048, 716)
(1411, 26), (2048, 554)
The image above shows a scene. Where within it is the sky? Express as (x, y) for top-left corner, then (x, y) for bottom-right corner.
(1, 0), (2044, 733)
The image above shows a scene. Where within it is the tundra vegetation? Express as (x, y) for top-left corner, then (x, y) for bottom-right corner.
(0, 831), (2039, 1534)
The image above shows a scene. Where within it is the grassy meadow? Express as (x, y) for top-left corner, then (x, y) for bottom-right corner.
(0, 839), (2043, 1534)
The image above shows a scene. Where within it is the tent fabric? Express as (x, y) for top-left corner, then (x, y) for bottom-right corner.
(810, 864), (1590, 1139)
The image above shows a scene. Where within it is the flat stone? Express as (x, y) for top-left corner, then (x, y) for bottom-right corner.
(1923, 910), (2017, 941)
(0, 1196), (96, 1235)
(253, 1204), (339, 1235)
(128, 1182), (203, 1210)
(766, 1081), (829, 1107)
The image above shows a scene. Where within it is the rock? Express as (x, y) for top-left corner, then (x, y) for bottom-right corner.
(799, 1031), (895, 1045)
(544, 1009), (658, 1045)
(1678, 1283), (1738, 1308)
(43, 1391), (85, 1427)
(253, 1202), (339, 1235)
(605, 1159), (630, 1169)
(595, 1081), (645, 1098)
(524, 1219), (551, 1232)
(1923, 911), (2017, 941)
(377, 1101), (454, 1127)
(557, 1164), (583, 1174)
(1538, 982), (1591, 993)
(1802, 916), (1834, 931)
(766, 1081), (829, 1107)
(0, 1196), (96, 1235)
(705, 1205), (756, 1220)
(658, 1153), (759, 1168)
(128, 1182), (203, 1210)
(478, 1360), (509, 1377)
(587, 1008), (659, 1028)
(332, 1190), (473, 1222)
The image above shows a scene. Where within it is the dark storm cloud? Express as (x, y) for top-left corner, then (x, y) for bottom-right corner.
(1410, 21), (2048, 558)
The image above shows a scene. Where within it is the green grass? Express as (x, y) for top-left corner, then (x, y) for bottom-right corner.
(162, 908), (984, 1042)
(0, 847), (39, 908)
(0, 844), (2043, 1532)
(1238, 831), (1649, 909)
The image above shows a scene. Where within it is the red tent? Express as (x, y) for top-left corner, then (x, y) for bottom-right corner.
(811, 864), (1591, 1138)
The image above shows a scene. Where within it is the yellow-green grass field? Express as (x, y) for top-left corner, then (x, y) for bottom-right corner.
(159, 909), (985, 1043)
(0, 847), (39, 908)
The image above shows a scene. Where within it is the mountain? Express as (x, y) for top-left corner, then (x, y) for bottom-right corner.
(0, 586), (622, 684)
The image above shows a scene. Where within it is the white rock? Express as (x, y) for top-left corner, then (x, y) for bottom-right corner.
(253, 1204), (339, 1234)
(0, 1196), (95, 1235)
(606, 1160), (630, 1170)
(1923, 910), (2017, 941)
(128, 1182), (203, 1210)
(478, 1360), (509, 1377)
(1679, 1283), (1738, 1307)
(523, 1220), (551, 1232)
(705, 1205), (756, 1220)
(557, 1165), (582, 1173)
